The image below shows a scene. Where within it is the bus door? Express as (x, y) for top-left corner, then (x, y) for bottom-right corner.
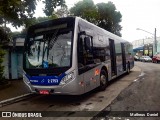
(77, 34), (97, 92)
(109, 39), (117, 76)
(121, 43), (126, 71)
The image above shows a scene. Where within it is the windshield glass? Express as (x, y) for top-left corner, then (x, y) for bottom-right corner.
(25, 28), (73, 69)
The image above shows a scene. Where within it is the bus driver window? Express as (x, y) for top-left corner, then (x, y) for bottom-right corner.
(77, 35), (93, 68)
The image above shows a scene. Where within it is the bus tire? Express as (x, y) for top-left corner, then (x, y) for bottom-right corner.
(126, 63), (130, 74)
(99, 70), (108, 91)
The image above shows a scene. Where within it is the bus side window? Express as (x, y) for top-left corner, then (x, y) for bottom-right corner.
(84, 36), (92, 52)
(78, 37), (85, 68)
(78, 35), (94, 68)
(84, 36), (94, 65)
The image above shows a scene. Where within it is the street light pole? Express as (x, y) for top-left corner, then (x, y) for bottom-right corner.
(136, 28), (157, 55)
(154, 28), (157, 53)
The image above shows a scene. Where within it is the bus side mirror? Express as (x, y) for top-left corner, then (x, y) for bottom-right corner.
(84, 37), (91, 51)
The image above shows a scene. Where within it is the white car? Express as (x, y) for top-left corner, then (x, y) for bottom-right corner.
(134, 55), (140, 61)
(140, 56), (152, 62)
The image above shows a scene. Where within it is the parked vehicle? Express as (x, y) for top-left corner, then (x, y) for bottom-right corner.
(152, 54), (160, 63)
(140, 56), (152, 62)
(134, 55), (140, 61)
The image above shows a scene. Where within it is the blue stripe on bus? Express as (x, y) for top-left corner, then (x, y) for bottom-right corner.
(25, 73), (66, 86)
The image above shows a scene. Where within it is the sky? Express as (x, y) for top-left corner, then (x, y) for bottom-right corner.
(11, 0), (160, 42)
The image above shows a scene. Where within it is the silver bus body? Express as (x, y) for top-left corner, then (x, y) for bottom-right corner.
(23, 17), (134, 95)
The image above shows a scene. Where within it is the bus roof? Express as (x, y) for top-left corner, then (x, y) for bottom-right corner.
(28, 16), (130, 44)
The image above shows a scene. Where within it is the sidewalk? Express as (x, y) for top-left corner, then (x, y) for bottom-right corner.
(0, 79), (31, 101)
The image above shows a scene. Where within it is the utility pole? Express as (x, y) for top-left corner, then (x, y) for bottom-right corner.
(136, 28), (157, 55)
(154, 28), (157, 54)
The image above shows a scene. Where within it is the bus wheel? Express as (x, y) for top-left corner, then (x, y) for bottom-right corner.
(99, 70), (108, 91)
(126, 63), (130, 74)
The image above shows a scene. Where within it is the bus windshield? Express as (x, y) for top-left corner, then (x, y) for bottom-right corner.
(25, 28), (73, 69)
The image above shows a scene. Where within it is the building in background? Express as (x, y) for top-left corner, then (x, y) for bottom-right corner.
(2, 35), (25, 79)
(132, 37), (160, 57)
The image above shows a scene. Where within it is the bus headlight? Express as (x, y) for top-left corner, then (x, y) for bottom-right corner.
(60, 71), (75, 85)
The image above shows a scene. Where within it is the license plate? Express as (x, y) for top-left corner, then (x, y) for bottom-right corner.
(39, 90), (49, 94)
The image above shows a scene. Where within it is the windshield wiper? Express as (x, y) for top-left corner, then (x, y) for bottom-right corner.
(48, 29), (59, 50)
(37, 42), (40, 62)
(41, 29), (59, 67)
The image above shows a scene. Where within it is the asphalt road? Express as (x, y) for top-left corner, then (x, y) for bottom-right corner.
(0, 64), (141, 120)
(93, 61), (160, 120)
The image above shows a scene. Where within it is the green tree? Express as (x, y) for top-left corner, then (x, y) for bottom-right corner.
(35, 15), (57, 23)
(70, 0), (97, 23)
(0, 0), (65, 27)
(0, 0), (37, 27)
(96, 2), (122, 36)
(43, 0), (66, 16)
(70, 0), (122, 36)
(0, 0), (65, 39)
(55, 6), (69, 18)
(0, 27), (11, 43)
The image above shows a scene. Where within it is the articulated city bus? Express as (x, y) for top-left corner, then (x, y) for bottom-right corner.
(23, 17), (134, 95)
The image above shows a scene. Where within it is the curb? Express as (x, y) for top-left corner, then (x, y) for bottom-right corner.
(0, 93), (35, 107)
